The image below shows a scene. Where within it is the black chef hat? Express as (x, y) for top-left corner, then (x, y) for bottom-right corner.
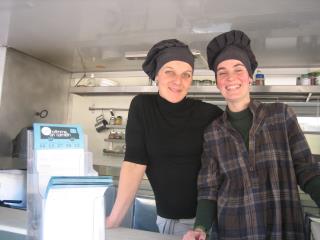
(207, 30), (258, 77)
(142, 39), (194, 80)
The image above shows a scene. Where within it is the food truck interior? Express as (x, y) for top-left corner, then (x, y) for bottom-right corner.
(0, 0), (320, 239)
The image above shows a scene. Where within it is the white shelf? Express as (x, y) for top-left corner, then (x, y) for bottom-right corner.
(70, 85), (158, 95)
(71, 85), (320, 94)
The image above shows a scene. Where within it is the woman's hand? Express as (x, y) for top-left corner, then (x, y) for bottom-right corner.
(182, 228), (206, 240)
(105, 216), (118, 229)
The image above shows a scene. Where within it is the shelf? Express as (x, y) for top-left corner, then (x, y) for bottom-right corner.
(89, 107), (128, 111)
(106, 124), (126, 129)
(70, 85), (320, 102)
(70, 86), (158, 95)
(104, 138), (125, 143)
(102, 149), (125, 156)
(303, 131), (320, 135)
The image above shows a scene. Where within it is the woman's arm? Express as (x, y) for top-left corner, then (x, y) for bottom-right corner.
(106, 161), (146, 228)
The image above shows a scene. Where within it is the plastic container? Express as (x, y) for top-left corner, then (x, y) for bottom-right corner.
(201, 80), (213, 86)
(308, 72), (316, 85)
(254, 70), (265, 85)
(301, 74), (311, 85)
(315, 72), (320, 85)
(115, 116), (123, 125)
(296, 77), (302, 85)
(192, 80), (201, 86)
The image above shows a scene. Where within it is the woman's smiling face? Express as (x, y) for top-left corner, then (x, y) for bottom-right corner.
(156, 60), (193, 103)
(216, 59), (252, 105)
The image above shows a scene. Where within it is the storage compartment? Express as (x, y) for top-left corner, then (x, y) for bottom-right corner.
(0, 170), (26, 209)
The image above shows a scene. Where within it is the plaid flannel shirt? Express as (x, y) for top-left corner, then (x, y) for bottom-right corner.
(198, 100), (320, 240)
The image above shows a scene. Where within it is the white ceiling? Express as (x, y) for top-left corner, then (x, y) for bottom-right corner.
(1, 0), (320, 73)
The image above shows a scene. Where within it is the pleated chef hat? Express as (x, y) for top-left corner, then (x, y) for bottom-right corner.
(142, 39), (194, 80)
(207, 30), (258, 77)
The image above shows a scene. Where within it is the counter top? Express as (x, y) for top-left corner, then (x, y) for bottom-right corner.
(0, 207), (179, 240)
(0, 157), (26, 170)
(107, 228), (180, 240)
(0, 207), (27, 235)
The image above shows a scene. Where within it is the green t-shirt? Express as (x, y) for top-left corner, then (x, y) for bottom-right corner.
(226, 107), (253, 150)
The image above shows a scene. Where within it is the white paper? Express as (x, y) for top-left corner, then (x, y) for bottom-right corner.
(43, 185), (107, 240)
(35, 149), (85, 196)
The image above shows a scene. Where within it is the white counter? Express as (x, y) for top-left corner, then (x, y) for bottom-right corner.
(0, 206), (180, 240)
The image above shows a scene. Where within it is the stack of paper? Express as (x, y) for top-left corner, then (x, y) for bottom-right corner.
(43, 176), (113, 240)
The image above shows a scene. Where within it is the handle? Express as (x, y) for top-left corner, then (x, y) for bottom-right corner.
(96, 114), (105, 122)
(35, 109), (48, 118)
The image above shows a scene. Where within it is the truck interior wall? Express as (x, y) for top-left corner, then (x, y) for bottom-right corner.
(0, 47), (6, 105)
(0, 48), (70, 158)
(67, 74), (148, 167)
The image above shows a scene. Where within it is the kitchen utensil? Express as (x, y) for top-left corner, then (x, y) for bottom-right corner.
(109, 110), (116, 125)
(95, 115), (108, 132)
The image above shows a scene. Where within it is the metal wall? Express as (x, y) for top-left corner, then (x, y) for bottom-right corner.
(0, 48), (70, 157)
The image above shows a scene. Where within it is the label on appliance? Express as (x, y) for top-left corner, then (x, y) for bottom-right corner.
(33, 123), (84, 150)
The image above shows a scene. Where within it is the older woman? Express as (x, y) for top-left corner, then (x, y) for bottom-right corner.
(183, 30), (320, 240)
(106, 39), (222, 236)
